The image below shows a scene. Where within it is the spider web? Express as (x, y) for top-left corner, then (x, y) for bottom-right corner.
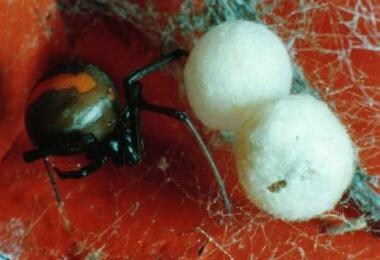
(1, 0), (380, 258)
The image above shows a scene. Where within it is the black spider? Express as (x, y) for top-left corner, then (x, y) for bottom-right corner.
(23, 49), (232, 213)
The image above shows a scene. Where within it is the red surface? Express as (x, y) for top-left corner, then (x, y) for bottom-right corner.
(0, 1), (379, 259)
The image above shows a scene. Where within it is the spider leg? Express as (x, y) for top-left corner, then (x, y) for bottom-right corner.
(120, 49), (188, 163)
(124, 82), (143, 164)
(140, 101), (232, 213)
(23, 133), (97, 162)
(54, 156), (109, 180)
(43, 157), (63, 205)
(113, 82), (143, 166)
(121, 50), (231, 212)
(124, 49), (188, 86)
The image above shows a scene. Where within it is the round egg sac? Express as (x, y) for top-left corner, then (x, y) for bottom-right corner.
(184, 20), (292, 131)
(235, 95), (355, 221)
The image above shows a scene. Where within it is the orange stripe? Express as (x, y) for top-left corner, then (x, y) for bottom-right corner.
(30, 72), (97, 103)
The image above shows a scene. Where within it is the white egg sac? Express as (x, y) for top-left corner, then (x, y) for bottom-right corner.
(235, 95), (355, 221)
(184, 20), (292, 131)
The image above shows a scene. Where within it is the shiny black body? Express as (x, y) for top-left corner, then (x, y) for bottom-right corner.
(23, 49), (232, 212)
(26, 64), (121, 150)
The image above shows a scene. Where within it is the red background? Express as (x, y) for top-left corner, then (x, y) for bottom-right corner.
(0, 1), (379, 258)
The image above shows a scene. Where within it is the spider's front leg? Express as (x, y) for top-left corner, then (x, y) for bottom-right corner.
(52, 135), (111, 179)
(54, 155), (109, 179)
(122, 51), (232, 212)
(112, 85), (143, 166)
(24, 133), (108, 180)
(125, 49), (188, 85)
(117, 49), (188, 165)
(140, 102), (232, 213)
(23, 133), (97, 162)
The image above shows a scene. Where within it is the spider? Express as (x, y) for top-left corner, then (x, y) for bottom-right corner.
(23, 49), (232, 213)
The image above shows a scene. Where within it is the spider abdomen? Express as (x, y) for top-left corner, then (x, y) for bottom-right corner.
(25, 64), (121, 147)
